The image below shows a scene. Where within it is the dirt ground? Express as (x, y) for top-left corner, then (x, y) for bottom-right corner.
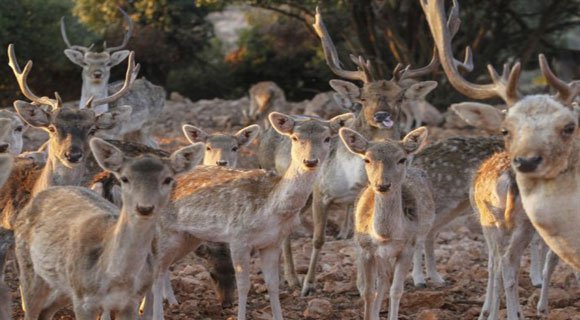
(7, 95), (580, 319)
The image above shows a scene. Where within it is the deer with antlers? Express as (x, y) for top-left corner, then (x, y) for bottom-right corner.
(61, 8), (165, 147)
(421, 0), (580, 318)
(0, 45), (137, 310)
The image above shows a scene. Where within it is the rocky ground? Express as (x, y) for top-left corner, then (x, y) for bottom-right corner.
(8, 94), (580, 319)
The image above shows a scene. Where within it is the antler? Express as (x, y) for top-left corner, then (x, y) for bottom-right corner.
(7, 44), (61, 109)
(313, 7), (372, 83)
(539, 54), (580, 105)
(60, 17), (94, 53)
(421, 0), (521, 106)
(394, 49), (440, 81)
(104, 8), (133, 53)
(90, 51), (140, 107)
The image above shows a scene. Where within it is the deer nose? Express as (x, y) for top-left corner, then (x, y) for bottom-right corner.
(136, 205), (155, 216)
(0, 144), (9, 153)
(373, 111), (391, 122)
(303, 159), (319, 168)
(216, 160), (228, 167)
(65, 150), (83, 163)
(93, 71), (103, 79)
(376, 183), (391, 193)
(513, 156), (543, 173)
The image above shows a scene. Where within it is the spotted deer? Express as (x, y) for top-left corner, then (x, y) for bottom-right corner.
(61, 9), (165, 147)
(340, 126), (433, 320)
(0, 154), (13, 320)
(301, 8), (446, 295)
(0, 44), (136, 293)
(13, 138), (202, 320)
(142, 112), (351, 320)
(422, 0), (580, 315)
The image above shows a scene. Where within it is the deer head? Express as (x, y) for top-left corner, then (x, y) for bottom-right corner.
(61, 8), (134, 112)
(8, 44), (134, 168)
(314, 8), (442, 138)
(0, 110), (25, 154)
(423, 0), (579, 179)
(182, 124), (261, 167)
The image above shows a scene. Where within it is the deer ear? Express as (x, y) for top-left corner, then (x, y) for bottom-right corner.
(0, 154), (14, 188)
(13, 101), (51, 128)
(328, 113), (354, 135)
(90, 138), (124, 172)
(170, 143), (204, 173)
(401, 126), (429, 155)
(108, 50), (130, 67)
(182, 124), (209, 144)
(95, 105), (132, 130)
(451, 102), (504, 133)
(235, 124), (261, 147)
(64, 49), (86, 67)
(339, 127), (368, 156)
(404, 81), (438, 99)
(269, 112), (295, 136)
(332, 92), (361, 113)
(330, 80), (361, 103)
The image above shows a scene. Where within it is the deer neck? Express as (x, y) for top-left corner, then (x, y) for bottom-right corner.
(33, 148), (86, 196)
(267, 161), (319, 219)
(352, 111), (401, 141)
(103, 209), (157, 278)
(80, 77), (109, 114)
(371, 185), (406, 241)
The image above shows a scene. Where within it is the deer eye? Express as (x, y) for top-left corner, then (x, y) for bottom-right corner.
(292, 136), (298, 142)
(562, 123), (576, 137)
(398, 158), (407, 165)
(363, 158), (370, 164)
(206, 146), (211, 151)
(15, 126), (23, 133)
(163, 177), (174, 185)
(232, 146), (239, 152)
(120, 177), (129, 184)
(324, 137), (331, 143)
(500, 128), (509, 136)
(88, 127), (97, 136)
(47, 125), (57, 133)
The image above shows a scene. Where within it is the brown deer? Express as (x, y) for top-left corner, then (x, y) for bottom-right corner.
(144, 112), (351, 320)
(14, 138), (202, 320)
(301, 7), (444, 295)
(61, 9), (165, 147)
(422, 0), (580, 316)
(243, 81), (287, 127)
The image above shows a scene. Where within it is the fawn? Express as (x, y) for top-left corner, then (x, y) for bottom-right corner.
(14, 138), (202, 319)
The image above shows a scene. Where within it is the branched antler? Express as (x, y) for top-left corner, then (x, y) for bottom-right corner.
(421, 0), (520, 105)
(90, 51), (140, 107)
(7, 44), (61, 109)
(313, 7), (372, 83)
(539, 54), (580, 105)
(104, 8), (133, 53)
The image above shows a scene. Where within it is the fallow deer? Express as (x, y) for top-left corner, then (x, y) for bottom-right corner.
(145, 112), (352, 320)
(61, 9), (165, 147)
(243, 81), (287, 127)
(339, 126), (433, 320)
(0, 110), (24, 155)
(422, 0), (580, 316)
(301, 8), (443, 295)
(14, 138), (202, 320)
(0, 44), (136, 293)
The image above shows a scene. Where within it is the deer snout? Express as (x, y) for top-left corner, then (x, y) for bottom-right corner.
(303, 159), (319, 168)
(375, 183), (391, 193)
(93, 71), (103, 80)
(136, 205), (155, 216)
(216, 160), (228, 167)
(513, 156), (543, 173)
(65, 150), (83, 163)
(0, 143), (9, 153)
(373, 111), (391, 122)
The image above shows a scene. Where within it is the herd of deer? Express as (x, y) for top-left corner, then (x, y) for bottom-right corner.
(0, 0), (578, 319)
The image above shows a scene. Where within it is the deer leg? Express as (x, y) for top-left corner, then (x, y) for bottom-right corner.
(412, 237), (427, 288)
(260, 246), (283, 320)
(302, 186), (331, 296)
(537, 249), (559, 316)
(388, 247), (413, 320)
(282, 236), (300, 288)
(231, 245), (251, 320)
(358, 249), (378, 320)
(529, 233), (545, 288)
(479, 229), (497, 320)
(502, 220), (534, 320)
(162, 270), (178, 305)
(424, 227), (444, 285)
(336, 204), (354, 240)
(372, 256), (391, 317)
